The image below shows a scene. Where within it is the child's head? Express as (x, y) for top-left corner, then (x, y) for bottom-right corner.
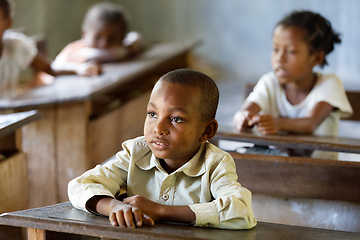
(272, 11), (341, 84)
(82, 2), (128, 49)
(144, 69), (219, 166)
(0, 0), (13, 40)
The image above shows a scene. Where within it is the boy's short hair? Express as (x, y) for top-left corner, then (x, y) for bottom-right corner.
(0, 0), (14, 18)
(160, 69), (219, 121)
(82, 2), (128, 37)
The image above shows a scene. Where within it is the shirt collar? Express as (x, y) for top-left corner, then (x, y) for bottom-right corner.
(135, 142), (207, 177)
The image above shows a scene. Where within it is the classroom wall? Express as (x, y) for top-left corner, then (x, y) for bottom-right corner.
(13, 0), (360, 90)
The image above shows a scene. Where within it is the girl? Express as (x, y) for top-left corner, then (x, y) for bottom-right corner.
(52, 2), (145, 67)
(233, 11), (353, 159)
(0, 0), (101, 99)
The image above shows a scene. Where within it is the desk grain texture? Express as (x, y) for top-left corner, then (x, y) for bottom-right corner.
(0, 202), (359, 240)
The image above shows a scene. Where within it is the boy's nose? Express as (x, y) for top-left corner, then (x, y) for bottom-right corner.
(154, 121), (170, 135)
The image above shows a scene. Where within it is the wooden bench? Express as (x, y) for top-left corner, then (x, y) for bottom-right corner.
(0, 41), (199, 208)
(0, 201), (359, 240)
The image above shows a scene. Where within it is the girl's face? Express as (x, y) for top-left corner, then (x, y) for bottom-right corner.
(83, 21), (125, 49)
(271, 25), (320, 85)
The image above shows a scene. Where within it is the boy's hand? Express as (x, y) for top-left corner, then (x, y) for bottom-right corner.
(248, 114), (278, 135)
(123, 195), (164, 222)
(76, 61), (102, 76)
(108, 199), (154, 228)
(233, 110), (255, 132)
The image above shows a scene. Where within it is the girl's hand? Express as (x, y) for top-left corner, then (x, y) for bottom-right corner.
(108, 199), (154, 228)
(233, 110), (255, 132)
(76, 61), (102, 76)
(249, 114), (278, 135)
(123, 195), (164, 222)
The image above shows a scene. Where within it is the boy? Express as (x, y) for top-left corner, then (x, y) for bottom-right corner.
(68, 69), (257, 229)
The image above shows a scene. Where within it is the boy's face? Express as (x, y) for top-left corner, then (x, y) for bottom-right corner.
(144, 80), (207, 169)
(271, 25), (319, 85)
(83, 21), (125, 49)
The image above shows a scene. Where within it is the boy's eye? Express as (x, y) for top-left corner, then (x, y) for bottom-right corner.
(147, 111), (157, 118)
(272, 48), (279, 53)
(287, 50), (296, 54)
(171, 117), (184, 123)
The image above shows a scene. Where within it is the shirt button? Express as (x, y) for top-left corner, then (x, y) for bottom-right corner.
(162, 194), (169, 201)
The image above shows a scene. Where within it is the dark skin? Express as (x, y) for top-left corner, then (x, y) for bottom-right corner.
(87, 81), (218, 228)
(234, 25), (333, 135)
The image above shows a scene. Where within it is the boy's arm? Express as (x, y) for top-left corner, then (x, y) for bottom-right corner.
(123, 195), (196, 224)
(250, 101), (334, 134)
(233, 101), (261, 131)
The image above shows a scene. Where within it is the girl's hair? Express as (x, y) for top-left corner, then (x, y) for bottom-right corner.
(82, 2), (128, 38)
(277, 11), (341, 67)
(0, 0), (14, 18)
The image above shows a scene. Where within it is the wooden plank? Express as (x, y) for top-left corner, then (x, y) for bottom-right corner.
(22, 107), (57, 208)
(28, 228), (45, 240)
(231, 152), (360, 202)
(215, 126), (360, 154)
(0, 202), (359, 240)
(0, 152), (28, 213)
(56, 101), (91, 203)
(0, 110), (40, 138)
(345, 91), (360, 121)
(89, 91), (151, 167)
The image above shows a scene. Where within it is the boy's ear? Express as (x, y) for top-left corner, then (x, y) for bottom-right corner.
(200, 119), (218, 142)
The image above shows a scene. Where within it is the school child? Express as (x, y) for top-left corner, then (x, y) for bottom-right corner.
(52, 2), (145, 68)
(233, 11), (353, 159)
(0, 0), (101, 98)
(68, 69), (257, 230)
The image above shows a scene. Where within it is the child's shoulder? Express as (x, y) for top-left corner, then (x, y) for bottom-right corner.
(203, 141), (235, 166)
(3, 30), (35, 49)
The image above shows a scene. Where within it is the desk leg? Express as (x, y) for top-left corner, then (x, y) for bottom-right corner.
(28, 228), (45, 240)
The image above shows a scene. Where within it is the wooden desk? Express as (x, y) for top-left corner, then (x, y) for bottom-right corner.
(0, 111), (41, 214)
(214, 125), (360, 154)
(0, 202), (359, 240)
(0, 41), (198, 208)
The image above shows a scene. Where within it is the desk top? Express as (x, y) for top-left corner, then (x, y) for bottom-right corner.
(0, 41), (198, 110)
(0, 110), (40, 137)
(215, 125), (360, 154)
(0, 202), (359, 240)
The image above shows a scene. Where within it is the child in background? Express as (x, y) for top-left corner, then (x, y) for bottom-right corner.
(233, 11), (353, 159)
(52, 2), (145, 69)
(0, 0), (101, 99)
(68, 69), (257, 230)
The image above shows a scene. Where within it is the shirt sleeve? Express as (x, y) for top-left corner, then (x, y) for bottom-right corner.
(67, 149), (131, 213)
(6, 31), (38, 70)
(245, 73), (275, 114)
(189, 153), (257, 230)
(314, 74), (353, 118)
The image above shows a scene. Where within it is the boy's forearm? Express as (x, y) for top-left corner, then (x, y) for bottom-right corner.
(86, 196), (114, 216)
(159, 205), (196, 224)
(277, 117), (316, 133)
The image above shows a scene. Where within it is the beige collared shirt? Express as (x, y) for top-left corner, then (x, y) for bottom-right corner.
(68, 136), (257, 229)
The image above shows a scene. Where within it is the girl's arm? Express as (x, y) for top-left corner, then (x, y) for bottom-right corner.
(233, 101), (261, 131)
(31, 52), (101, 76)
(250, 102), (334, 134)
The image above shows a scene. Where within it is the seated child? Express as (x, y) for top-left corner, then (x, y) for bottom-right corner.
(0, 0), (101, 98)
(233, 11), (353, 159)
(52, 2), (145, 68)
(68, 69), (257, 229)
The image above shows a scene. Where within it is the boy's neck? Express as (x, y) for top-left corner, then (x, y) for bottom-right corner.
(285, 72), (317, 93)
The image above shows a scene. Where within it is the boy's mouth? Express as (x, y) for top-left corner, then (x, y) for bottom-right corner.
(275, 67), (289, 77)
(151, 139), (169, 148)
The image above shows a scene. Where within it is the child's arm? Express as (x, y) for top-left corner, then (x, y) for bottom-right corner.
(233, 101), (261, 131)
(31, 52), (101, 76)
(249, 101), (333, 134)
(123, 195), (196, 224)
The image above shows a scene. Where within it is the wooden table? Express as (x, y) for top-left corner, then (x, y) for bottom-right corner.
(214, 125), (360, 154)
(0, 41), (198, 208)
(0, 111), (41, 214)
(0, 202), (359, 240)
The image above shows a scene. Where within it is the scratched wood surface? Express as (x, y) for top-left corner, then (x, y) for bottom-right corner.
(0, 202), (359, 240)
